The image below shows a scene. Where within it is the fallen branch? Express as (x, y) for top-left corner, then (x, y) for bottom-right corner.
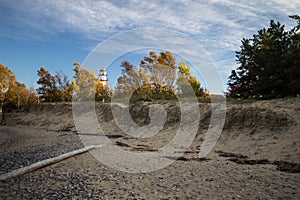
(0, 145), (103, 181)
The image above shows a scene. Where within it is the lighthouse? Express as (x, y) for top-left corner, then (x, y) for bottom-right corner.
(99, 67), (108, 86)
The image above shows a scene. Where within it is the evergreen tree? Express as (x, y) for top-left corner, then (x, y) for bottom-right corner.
(227, 18), (300, 99)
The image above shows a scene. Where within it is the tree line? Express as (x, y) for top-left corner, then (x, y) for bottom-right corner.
(114, 50), (209, 101)
(36, 62), (111, 102)
(0, 64), (38, 110)
(35, 51), (209, 104)
(1, 16), (299, 109)
(0, 50), (209, 109)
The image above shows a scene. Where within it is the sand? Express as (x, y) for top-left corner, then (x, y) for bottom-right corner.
(0, 98), (299, 199)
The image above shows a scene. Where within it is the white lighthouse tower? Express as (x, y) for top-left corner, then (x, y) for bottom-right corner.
(99, 67), (108, 86)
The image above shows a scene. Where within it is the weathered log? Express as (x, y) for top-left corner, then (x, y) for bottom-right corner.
(0, 145), (103, 181)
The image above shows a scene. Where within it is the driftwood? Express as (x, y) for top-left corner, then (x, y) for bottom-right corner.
(0, 145), (103, 181)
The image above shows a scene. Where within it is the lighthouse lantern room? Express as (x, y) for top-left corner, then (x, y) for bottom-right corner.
(99, 67), (108, 86)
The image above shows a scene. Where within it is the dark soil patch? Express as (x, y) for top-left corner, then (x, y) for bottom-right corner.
(216, 150), (300, 173)
(216, 150), (248, 159)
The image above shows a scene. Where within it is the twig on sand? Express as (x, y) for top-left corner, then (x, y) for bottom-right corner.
(0, 145), (103, 181)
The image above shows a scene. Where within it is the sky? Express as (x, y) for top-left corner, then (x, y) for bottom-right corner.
(0, 0), (299, 93)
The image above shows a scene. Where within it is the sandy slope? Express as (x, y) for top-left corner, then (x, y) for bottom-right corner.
(0, 98), (299, 199)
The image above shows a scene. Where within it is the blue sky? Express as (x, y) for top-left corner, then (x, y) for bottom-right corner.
(0, 0), (299, 93)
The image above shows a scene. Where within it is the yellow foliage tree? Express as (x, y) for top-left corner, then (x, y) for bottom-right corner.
(0, 64), (37, 110)
(176, 61), (207, 98)
(73, 62), (111, 101)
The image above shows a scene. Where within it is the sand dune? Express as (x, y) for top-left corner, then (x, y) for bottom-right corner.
(0, 98), (299, 199)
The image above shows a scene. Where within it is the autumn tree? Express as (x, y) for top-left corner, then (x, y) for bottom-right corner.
(65, 81), (78, 102)
(115, 51), (210, 101)
(73, 62), (111, 101)
(0, 64), (16, 118)
(227, 18), (300, 99)
(7, 82), (28, 109)
(0, 64), (15, 100)
(37, 67), (74, 102)
(27, 86), (39, 104)
(115, 51), (178, 101)
(95, 80), (111, 102)
(36, 67), (58, 102)
(114, 60), (151, 99)
(55, 71), (70, 102)
(73, 62), (97, 100)
(0, 64), (37, 112)
(176, 61), (205, 97)
(141, 51), (177, 98)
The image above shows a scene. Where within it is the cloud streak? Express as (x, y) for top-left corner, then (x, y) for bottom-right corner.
(1, 0), (298, 91)
(1, 0), (298, 42)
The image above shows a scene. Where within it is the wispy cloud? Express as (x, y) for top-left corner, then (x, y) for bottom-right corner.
(1, 0), (298, 42)
(1, 0), (298, 91)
